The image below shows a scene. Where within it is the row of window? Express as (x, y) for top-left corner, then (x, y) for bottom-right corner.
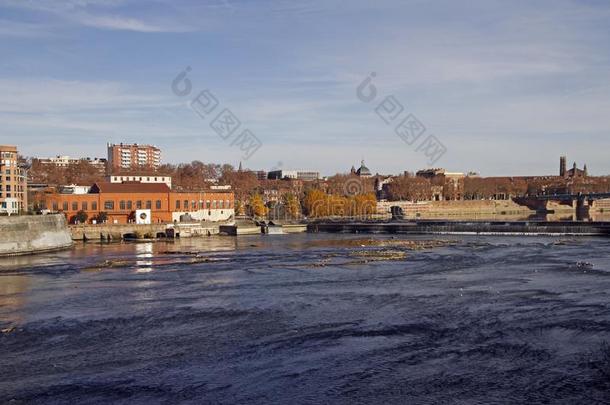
(0, 191), (23, 198)
(175, 200), (231, 210)
(54, 199), (232, 212)
(112, 176), (168, 182)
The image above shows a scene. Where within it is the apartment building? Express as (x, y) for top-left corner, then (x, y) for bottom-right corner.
(39, 155), (107, 174)
(267, 170), (320, 181)
(0, 145), (28, 215)
(107, 143), (161, 172)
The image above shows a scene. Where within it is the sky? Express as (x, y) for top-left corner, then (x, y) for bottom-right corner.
(1, 0), (609, 177)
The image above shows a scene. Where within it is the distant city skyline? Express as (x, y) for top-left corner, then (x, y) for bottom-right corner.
(2, 0), (610, 176)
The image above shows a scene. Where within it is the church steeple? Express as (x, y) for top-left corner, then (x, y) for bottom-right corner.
(238, 161), (243, 172)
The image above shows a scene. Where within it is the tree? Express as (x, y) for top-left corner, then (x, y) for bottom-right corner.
(72, 210), (88, 224)
(234, 200), (245, 216)
(95, 212), (108, 223)
(248, 194), (268, 218)
(283, 193), (301, 218)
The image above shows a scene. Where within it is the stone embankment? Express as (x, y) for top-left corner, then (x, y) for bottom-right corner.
(69, 222), (223, 241)
(376, 200), (535, 219)
(0, 214), (73, 256)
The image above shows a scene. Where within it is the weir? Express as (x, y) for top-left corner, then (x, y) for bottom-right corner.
(308, 220), (610, 236)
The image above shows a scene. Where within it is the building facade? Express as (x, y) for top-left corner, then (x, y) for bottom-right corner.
(40, 156), (107, 172)
(106, 174), (172, 188)
(267, 170), (320, 181)
(42, 182), (234, 224)
(0, 145), (28, 215)
(107, 143), (161, 172)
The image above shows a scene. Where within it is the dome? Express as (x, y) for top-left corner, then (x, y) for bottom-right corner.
(356, 160), (372, 177)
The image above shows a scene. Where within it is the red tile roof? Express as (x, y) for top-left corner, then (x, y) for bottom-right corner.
(90, 182), (171, 194)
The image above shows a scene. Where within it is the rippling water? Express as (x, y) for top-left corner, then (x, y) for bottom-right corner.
(2, 234), (610, 404)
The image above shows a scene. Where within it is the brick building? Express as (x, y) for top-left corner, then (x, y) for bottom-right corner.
(107, 143), (161, 172)
(0, 145), (28, 215)
(42, 182), (234, 224)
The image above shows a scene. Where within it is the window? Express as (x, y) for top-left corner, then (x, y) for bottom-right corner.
(212, 200), (217, 209)
(92, 201), (97, 211)
(176, 200), (181, 209)
(127, 201), (132, 210)
(82, 202), (88, 211)
(226, 200), (231, 208)
(120, 200), (126, 210)
(72, 202), (78, 211)
(199, 200), (203, 209)
(191, 200), (196, 210)
(206, 200), (211, 209)
(184, 200), (188, 210)
(53, 202), (58, 211)
(146, 200), (152, 209)
(219, 200), (224, 209)
(104, 201), (114, 210)
(156, 200), (162, 209)
(136, 200), (142, 209)
(63, 202), (68, 211)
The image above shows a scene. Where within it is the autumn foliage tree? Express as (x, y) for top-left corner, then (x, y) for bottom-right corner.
(283, 192), (301, 218)
(303, 189), (376, 218)
(248, 193), (268, 218)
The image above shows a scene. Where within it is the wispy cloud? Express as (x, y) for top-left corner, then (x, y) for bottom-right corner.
(0, 0), (195, 32)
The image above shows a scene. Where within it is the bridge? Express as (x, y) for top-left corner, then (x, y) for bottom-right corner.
(527, 192), (610, 201)
(515, 193), (610, 213)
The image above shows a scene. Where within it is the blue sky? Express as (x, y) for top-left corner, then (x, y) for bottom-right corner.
(1, 0), (609, 176)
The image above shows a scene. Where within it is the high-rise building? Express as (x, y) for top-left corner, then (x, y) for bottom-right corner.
(107, 143), (161, 172)
(0, 145), (28, 215)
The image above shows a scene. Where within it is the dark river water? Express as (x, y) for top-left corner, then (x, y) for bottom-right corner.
(2, 234), (610, 404)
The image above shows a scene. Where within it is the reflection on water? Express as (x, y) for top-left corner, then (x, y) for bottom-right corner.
(0, 276), (30, 325)
(135, 243), (154, 273)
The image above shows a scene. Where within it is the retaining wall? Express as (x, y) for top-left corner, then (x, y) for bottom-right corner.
(0, 214), (73, 256)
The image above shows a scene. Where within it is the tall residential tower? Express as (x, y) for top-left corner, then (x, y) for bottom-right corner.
(107, 143), (161, 173)
(0, 145), (28, 215)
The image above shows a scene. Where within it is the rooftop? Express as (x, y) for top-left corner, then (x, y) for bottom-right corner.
(90, 182), (171, 194)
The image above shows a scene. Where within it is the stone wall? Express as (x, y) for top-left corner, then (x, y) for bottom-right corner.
(377, 200), (535, 219)
(0, 214), (73, 256)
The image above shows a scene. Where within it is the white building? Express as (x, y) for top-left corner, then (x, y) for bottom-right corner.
(106, 174), (172, 189)
(58, 184), (91, 195)
(267, 170), (320, 181)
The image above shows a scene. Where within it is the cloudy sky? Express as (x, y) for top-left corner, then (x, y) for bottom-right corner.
(1, 0), (609, 176)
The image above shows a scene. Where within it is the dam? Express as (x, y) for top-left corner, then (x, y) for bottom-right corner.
(309, 220), (610, 236)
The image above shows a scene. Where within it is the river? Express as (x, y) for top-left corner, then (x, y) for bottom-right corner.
(1, 234), (610, 404)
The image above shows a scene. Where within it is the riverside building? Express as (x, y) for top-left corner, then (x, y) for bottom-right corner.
(42, 182), (234, 224)
(0, 145), (28, 215)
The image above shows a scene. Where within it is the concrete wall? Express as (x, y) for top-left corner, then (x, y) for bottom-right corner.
(0, 214), (73, 256)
